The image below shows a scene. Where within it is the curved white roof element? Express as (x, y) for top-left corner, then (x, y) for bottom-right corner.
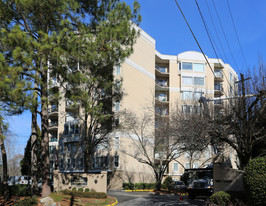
(177, 51), (208, 61)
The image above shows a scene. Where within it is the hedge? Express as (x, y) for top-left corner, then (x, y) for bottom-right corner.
(14, 196), (38, 206)
(209, 191), (231, 206)
(244, 156), (266, 205)
(122, 183), (156, 190)
(61, 189), (107, 199)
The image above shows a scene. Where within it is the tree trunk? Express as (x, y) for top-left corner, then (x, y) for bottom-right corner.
(41, 72), (51, 197)
(0, 126), (9, 199)
(31, 110), (39, 195)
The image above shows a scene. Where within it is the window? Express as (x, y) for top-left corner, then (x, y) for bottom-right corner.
(114, 156), (119, 168)
(95, 156), (108, 168)
(72, 143), (77, 153)
(67, 159), (71, 169)
(67, 143), (71, 151)
(115, 65), (121, 75)
(74, 125), (79, 135)
(60, 144), (64, 154)
(50, 161), (54, 169)
(173, 162), (179, 173)
(115, 101), (120, 112)
(79, 158), (84, 168)
(193, 163), (199, 168)
(182, 76), (193, 85)
(230, 73), (232, 81)
(185, 163), (190, 169)
(114, 137), (120, 150)
(194, 63), (205, 72)
(194, 92), (202, 100)
(182, 91), (193, 100)
(72, 158), (76, 168)
(194, 106), (202, 114)
(194, 77), (204, 86)
(182, 62), (193, 70)
(182, 105), (192, 114)
(60, 159), (64, 169)
(49, 146), (55, 154)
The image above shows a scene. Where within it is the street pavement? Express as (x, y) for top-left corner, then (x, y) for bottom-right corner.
(108, 191), (207, 206)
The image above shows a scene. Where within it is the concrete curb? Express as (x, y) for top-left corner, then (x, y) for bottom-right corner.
(107, 197), (118, 206)
(124, 189), (155, 192)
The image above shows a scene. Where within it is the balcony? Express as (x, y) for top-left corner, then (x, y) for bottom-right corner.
(66, 100), (78, 111)
(214, 84), (223, 97)
(214, 71), (224, 82)
(155, 93), (169, 104)
(48, 105), (58, 117)
(50, 78), (59, 88)
(49, 120), (58, 130)
(50, 136), (58, 142)
(155, 108), (169, 117)
(155, 79), (169, 91)
(155, 65), (169, 77)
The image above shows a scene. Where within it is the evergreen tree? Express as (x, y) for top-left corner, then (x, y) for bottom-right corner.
(0, 0), (140, 196)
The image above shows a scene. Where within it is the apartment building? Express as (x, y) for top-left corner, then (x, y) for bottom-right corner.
(48, 27), (238, 189)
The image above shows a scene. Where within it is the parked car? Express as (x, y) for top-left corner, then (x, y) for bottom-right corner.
(8, 176), (19, 186)
(172, 181), (186, 191)
(18, 176), (31, 185)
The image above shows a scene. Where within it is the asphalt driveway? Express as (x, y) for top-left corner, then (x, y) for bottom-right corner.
(108, 191), (206, 206)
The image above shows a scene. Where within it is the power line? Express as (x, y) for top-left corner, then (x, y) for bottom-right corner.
(212, 0), (240, 73)
(226, 0), (248, 69)
(194, 0), (234, 94)
(173, 0), (215, 77)
(205, 0), (229, 64)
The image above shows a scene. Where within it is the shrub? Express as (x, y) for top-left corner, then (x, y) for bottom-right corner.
(209, 191), (231, 206)
(84, 188), (90, 192)
(78, 188), (83, 192)
(122, 182), (134, 190)
(14, 196), (37, 206)
(244, 156), (266, 205)
(9, 185), (31, 196)
(72, 187), (77, 191)
(161, 184), (167, 190)
(135, 183), (145, 189)
(146, 183), (156, 189)
(163, 176), (172, 190)
(60, 189), (107, 199)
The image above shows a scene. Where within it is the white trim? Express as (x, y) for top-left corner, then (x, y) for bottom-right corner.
(140, 30), (156, 47)
(170, 87), (180, 92)
(125, 59), (155, 79)
(155, 50), (177, 61)
(181, 72), (206, 77)
(49, 142), (58, 146)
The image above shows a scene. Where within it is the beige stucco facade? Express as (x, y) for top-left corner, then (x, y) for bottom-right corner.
(48, 26), (238, 191)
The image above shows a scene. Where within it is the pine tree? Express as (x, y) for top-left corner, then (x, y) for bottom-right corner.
(0, 0), (140, 196)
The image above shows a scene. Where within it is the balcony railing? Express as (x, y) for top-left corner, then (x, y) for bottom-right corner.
(214, 71), (223, 78)
(49, 105), (58, 113)
(49, 121), (58, 127)
(155, 65), (168, 74)
(155, 108), (169, 116)
(156, 80), (168, 87)
(50, 136), (58, 142)
(214, 84), (223, 91)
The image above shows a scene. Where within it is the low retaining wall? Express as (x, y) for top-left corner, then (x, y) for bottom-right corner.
(53, 170), (107, 193)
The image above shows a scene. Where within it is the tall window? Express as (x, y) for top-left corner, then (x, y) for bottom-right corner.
(182, 105), (192, 114)
(72, 158), (76, 168)
(194, 63), (205, 72)
(182, 91), (193, 100)
(182, 76), (193, 85)
(115, 65), (121, 75)
(60, 159), (64, 169)
(67, 159), (71, 169)
(194, 77), (204, 86)
(114, 137), (120, 150)
(185, 163), (190, 169)
(114, 156), (119, 168)
(182, 62), (193, 70)
(173, 162), (179, 173)
(79, 158), (84, 168)
(115, 101), (120, 112)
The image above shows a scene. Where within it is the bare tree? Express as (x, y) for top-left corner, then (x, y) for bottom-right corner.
(210, 63), (266, 169)
(120, 109), (182, 190)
